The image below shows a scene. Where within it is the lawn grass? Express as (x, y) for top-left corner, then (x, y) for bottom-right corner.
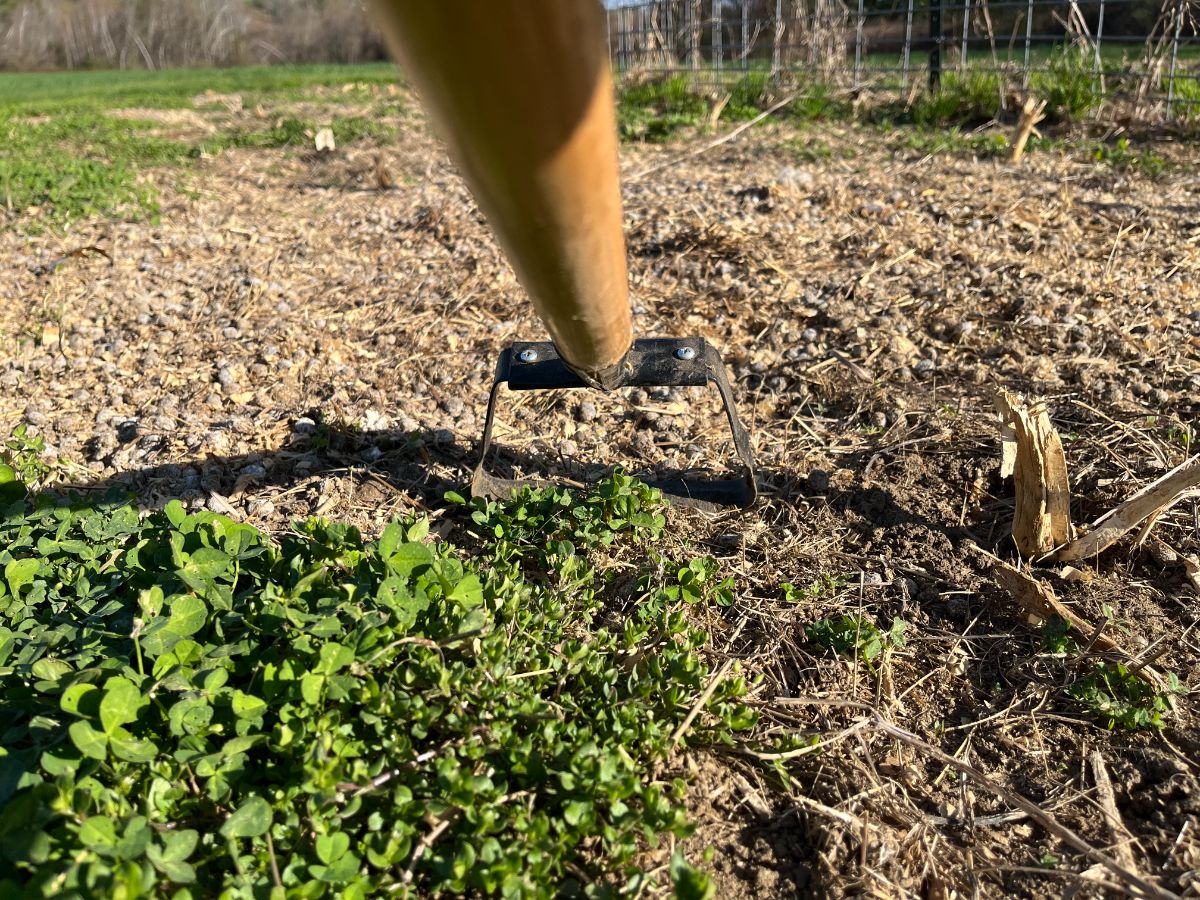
(0, 64), (403, 230)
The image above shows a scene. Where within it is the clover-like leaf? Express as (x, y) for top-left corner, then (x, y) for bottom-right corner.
(98, 677), (142, 734)
(5, 558), (39, 596)
(219, 795), (272, 839)
(68, 721), (107, 760)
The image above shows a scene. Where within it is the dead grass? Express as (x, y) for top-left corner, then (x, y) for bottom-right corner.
(2, 99), (1200, 898)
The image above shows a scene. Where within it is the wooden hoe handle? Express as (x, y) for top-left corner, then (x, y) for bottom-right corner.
(370, 0), (633, 385)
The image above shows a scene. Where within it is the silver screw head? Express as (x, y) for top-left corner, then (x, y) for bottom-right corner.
(518, 348), (538, 363)
(674, 346), (696, 360)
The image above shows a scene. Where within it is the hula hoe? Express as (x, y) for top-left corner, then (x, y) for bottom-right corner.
(371, 0), (756, 510)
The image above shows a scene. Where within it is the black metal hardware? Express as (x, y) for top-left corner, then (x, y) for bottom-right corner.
(472, 338), (757, 511)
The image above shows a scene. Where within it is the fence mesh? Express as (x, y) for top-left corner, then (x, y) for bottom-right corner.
(605, 0), (1200, 118)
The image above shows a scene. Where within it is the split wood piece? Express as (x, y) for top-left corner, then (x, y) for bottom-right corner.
(988, 555), (1165, 691)
(1010, 96), (1047, 164)
(994, 389), (1073, 558)
(369, 0), (632, 384)
(1056, 456), (1200, 562)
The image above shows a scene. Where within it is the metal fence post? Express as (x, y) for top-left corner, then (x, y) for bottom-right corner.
(903, 0), (914, 87)
(772, 0), (783, 77)
(714, 0), (723, 74)
(930, 0), (943, 92)
(1167, 0), (1184, 114)
(1022, 0), (1033, 90)
(742, 0), (749, 71)
(855, 0), (865, 89)
(960, 0), (970, 72)
(1094, 0), (1105, 79)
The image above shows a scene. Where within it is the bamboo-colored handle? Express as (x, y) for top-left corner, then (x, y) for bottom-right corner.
(369, 0), (633, 382)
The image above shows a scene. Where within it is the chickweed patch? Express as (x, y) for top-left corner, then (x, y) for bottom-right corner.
(0, 472), (753, 896)
(1040, 616), (1181, 730)
(804, 615), (907, 668)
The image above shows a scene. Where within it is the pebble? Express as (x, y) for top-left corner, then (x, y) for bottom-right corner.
(807, 469), (830, 494)
(869, 411), (888, 429)
(293, 416), (317, 435)
(559, 439), (578, 456)
(116, 419), (139, 443)
(862, 572), (884, 586)
(239, 462), (268, 480)
(801, 327), (819, 342)
(576, 401), (597, 423)
(441, 397), (466, 419)
(914, 359), (936, 378)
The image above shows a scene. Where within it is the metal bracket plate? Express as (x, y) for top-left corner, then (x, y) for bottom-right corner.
(472, 337), (757, 511)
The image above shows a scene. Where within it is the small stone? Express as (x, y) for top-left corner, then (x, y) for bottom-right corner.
(116, 419), (139, 443)
(559, 439), (578, 456)
(807, 469), (830, 494)
(801, 327), (819, 342)
(221, 327), (241, 339)
(216, 366), (236, 387)
(239, 462), (268, 480)
(441, 397), (466, 419)
(576, 401), (597, 423)
(293, 416), (317, 435)
(914, 359), (936, 378)
(870, 411), (888, 429)
(862, 572), (884, 586)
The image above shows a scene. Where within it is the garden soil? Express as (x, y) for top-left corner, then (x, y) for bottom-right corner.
(4, 107), (1199, 897)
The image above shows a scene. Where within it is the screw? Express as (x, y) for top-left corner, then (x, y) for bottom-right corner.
(518, 348), (538, 363)
(674, 346), (696, 360)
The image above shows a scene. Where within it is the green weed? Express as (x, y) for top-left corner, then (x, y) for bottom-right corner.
(1033, 47), (1103, 121)
(1091, 137), (1168, 176)
(907, 71), (1003, 127)
(805, 615), (907, 667)
(1040, 616), (1180, 730)
(617, 74), (707, 142)
(1, 424), (51, 486)
(0, 471), (749, 895)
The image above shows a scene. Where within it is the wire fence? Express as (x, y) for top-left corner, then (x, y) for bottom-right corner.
(604, 0), (1200, 118)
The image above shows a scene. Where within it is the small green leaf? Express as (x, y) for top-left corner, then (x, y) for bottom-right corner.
(69, 721), (108, 760)
(563, 800), (590, 826)
(219, 795), (272, 839)
(78, 817), (117, 850)
(60, 682), (99, 716)
(99, 677), (142, 733)
(315, 831), (350, 864)
(31, 658), (71, 682)
(231, 691), (267, 719)
(5, 559), (39, 595)
(166, 595), (207, 636)
(316, 643), (353, 675)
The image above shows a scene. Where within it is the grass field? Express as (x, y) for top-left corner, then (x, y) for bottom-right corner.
(0, 59), (1181, 232)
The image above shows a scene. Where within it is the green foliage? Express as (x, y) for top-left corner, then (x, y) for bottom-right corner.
(787, 83), (852, 122)
(617, 74), (707, 142)
(723, 72), (772, 121)
(204, 115), (398, 153)
(1090, 137), (1167, 176)
(0, 64), (404, 229)
(804, 615), (907, 667)
(781, 574), (844, 602)
(892, 127), (1008, 158)
(1039, 617), (1179, 730)
(2, 424), (50, 486)
(1033, 48), (1103, 121)
(1069, 663), (1175, 731)
(0, 112), (189, 226)
(907, 71), (1002, 127)
(0, 472), (752, 896)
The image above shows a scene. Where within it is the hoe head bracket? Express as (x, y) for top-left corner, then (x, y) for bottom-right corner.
(471, 338), (757, 511)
